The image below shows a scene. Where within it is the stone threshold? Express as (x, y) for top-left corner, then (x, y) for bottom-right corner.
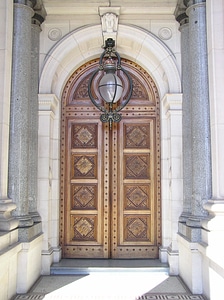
(50, 258), (169, 275)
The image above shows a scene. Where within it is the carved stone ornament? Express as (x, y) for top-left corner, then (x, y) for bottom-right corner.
(101, 12), (118, 33)
(158, 27), (172, 40)
(48, 28), (62, 41)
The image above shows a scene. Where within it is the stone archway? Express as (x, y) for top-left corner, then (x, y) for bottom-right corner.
(39, 24), (181, 98)
(38, 24), (182, 272)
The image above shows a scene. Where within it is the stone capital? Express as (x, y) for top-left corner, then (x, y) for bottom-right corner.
(175, 1), (189, 30)
(184, 0), (206, 7)
(175, 0), (187, 22)
(32, 0), (46, 25)
(14, 1), (35, 19)
(185, 0), (206, 16)
(32, 13), (45, 26)
(176, 12), (189, 27)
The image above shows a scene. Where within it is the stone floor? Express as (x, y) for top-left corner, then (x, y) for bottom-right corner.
(13, 259), (207, 300)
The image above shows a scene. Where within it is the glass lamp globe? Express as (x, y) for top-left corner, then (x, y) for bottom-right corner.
(98, 73), (123, 103)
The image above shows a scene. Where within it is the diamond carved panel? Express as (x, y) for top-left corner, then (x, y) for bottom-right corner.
(71, 184), (97, 210)
(124, 185), (150, 210)
(125, 155), (150, 179)
(71, 154), (97, 179)
(72, 124), (97, 148)
(72, 216), (96, 241)
(131, 76), (148, 100)
(74, 79), (89, 99)
(124, 216), (150, 242)
(125, 125), (150, 148)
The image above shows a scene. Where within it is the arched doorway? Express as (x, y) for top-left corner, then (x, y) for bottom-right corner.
(60, 59), (161, 259)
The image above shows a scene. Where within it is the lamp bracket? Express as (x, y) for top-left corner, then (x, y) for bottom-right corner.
(88, 38), (133, 127)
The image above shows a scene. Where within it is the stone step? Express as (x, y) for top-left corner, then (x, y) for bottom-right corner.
(50, 259), (169, 275)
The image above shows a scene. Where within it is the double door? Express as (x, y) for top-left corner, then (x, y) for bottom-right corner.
(60, 60), (161, 258)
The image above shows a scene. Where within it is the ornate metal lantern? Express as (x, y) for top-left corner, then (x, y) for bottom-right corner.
(88, 38), (133, 129)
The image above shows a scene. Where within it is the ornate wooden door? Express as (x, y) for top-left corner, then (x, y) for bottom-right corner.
(60, 60), (161, 258)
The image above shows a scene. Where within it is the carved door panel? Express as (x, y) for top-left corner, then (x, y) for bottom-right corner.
(60, 59), (161, 259)
(62, 119), (110, 258)
(111, 119), (159, 258)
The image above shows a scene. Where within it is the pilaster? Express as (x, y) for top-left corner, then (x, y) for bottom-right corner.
(38, 94), (61, 274)
(161, 93), (183, 275)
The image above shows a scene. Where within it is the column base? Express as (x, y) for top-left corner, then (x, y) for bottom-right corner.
(16, 215), (34, 227)
(18, 222), (42, 242)
(0, 217), (19, 231)
(0, 199), (19, 231)
(178, 221), (201, 242)
(186, 217), (201, 228)
(29, 211), (42, 223)
(179, 212), (191, 223)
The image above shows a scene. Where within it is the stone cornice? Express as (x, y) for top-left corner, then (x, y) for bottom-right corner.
(176, 12), (189, 26)
(42, 1), (176, 15)
(32, 12), (45, 25)
(38, 94), (59, 115)
(162, 94), (183, 116)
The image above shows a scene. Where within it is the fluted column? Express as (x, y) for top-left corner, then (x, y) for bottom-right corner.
(186, 0), (212, 230)
(28, 13), (44, 223)
(175, 10), (192, 224)
(8, 1), (35, 227)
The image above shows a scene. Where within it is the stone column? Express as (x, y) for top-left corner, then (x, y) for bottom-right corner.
(175, 9), (192, 224)
(28, 12), (44, 223)
(0, 0), (19, 231)
(8, 1), (35, 227)
(186, 0), (212, 233)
